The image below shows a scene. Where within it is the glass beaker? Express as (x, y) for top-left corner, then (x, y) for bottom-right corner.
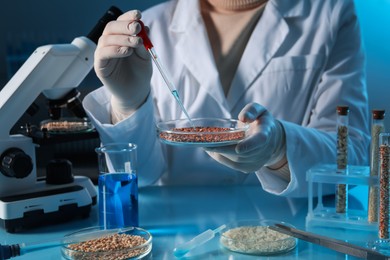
(95, 143), (138, 229)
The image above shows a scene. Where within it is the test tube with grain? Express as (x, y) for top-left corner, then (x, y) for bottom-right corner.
(379, 133), (390, 240)
(368, 110), (386, 223)
(336, 105), (349, 214)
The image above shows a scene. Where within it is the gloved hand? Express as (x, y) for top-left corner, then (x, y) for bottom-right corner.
(94, 10), (152, 114)
(205, 103), (286, 173)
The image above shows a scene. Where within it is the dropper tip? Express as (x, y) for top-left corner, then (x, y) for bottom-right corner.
(214, 224), (226, 233)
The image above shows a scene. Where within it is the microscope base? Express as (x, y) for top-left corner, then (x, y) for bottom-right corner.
(0, 202), (91, 234)
(0, 180), (96, 233)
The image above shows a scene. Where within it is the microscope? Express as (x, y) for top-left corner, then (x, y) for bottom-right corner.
(0, 6), (122, 232)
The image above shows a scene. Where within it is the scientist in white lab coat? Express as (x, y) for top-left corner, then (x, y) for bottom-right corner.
(83, 0), (370, 197)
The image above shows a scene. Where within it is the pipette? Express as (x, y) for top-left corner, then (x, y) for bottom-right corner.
(0, 227), (134, 259)
(137, 21), (195, 127)
(173, 224), (226, 258)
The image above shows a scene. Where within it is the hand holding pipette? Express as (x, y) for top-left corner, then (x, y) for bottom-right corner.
(93, 10), (152, 122)
(173, 224), (226, 258)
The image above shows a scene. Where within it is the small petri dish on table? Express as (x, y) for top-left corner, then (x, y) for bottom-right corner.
(156, 118), (249, 147)
(61, 226), (152, 260)
(220, 219), (297, 256)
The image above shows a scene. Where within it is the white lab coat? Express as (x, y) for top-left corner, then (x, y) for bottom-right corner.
(83, 0), (369, 197)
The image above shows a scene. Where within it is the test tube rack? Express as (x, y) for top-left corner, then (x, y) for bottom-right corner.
(305, 164), (379, 231)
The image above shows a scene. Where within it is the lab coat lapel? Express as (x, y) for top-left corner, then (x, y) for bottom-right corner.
(170, 0), (230, 111)
(228, 0), (306, 110)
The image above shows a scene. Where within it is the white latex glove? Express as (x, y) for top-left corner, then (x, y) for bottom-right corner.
(94, 10), (152, 113)
(205, 103), (286, 173)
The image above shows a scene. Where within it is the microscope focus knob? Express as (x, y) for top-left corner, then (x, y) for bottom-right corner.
(0, 148), (33, 178)
(46, 159), (74, 185)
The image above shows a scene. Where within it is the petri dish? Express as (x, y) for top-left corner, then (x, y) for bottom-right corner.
(40, 117), (94, 134)
(220, 219), (297, 256)
(156, 118), (249, 147)
(61, 226), (152, 260)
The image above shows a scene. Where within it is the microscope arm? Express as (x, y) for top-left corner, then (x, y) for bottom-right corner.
(0, 37), (95, 139)
(0, 6), (122, 196)
(0, 6), (122, 139)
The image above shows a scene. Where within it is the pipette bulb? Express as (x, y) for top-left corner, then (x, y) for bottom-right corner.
(173, 248), (189, 258)
(137, 20), (153, 50)
(0, 244), (20, 259)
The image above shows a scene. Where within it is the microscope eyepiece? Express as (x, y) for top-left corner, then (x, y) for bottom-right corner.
(87, 6), (123, 44)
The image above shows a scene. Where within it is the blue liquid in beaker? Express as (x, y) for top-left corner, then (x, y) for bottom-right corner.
(98, 173), (139, 228)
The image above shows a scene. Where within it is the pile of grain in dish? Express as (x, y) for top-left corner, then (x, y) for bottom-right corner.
(66, 233), (148, 260)
(41, 120), (91, 133)
(220, 226), (296, 255)
(159, 126), (245, 143)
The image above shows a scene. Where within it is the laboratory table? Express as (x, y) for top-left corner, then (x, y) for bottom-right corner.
(0, 184), (380, 259)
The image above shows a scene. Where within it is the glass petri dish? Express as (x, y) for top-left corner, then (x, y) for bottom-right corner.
(156, 118), (249, 147)
(220, 219), (297, 256)
(61, 226), (152, 260)
(40, 117), (94, 134)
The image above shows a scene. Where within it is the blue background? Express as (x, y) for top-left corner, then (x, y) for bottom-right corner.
(0, 0), (389, 129)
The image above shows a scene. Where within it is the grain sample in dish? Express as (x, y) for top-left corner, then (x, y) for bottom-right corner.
(159, 126), (245, 143)
(61, 227), (152, 260)
(157, 118), (248, 146)
(66, 234), (146, 260)
(220, 223), (296, 255)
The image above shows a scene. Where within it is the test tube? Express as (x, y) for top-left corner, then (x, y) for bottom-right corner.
(368, 110), (386, 223)
(336, 105), (349, 214)
(379, 133), (390, 240)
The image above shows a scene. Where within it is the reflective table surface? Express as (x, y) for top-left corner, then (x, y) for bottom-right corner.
(0, 184), (381, 259)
